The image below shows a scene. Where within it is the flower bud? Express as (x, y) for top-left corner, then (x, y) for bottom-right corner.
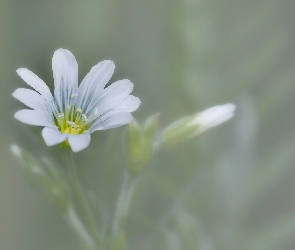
(126, 114), (159, 174)
(162, 103), (236, 146)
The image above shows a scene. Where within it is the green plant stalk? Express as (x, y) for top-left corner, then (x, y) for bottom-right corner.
(111, 171), (138, 246)
(66, 205), (96, 250)
(67, 150), (100, 248)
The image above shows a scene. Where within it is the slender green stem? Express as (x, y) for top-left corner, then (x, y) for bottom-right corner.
(143, 168), (203, 250)
(67, 150), (100, 248)
(110, 171), (137, 246)
(66, 205), (95, 250)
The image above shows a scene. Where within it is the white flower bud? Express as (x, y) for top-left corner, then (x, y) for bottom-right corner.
(162, 103), (236, 146)
(190, 103), (236, 135)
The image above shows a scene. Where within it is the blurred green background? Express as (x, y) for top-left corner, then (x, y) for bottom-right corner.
(1, 0), (295, 249)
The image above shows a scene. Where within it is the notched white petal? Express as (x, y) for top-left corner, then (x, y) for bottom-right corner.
(87, 79), (134, 116)
(111, 95), (141, 113)
(42, 127), (67, 146)
(14, 109), (53, 127)
(90, 112), (133, 132)
(52, 48), (78, 111)
(16, 68), (52, 101)
(104, 79), (134, 98)
(12, 88), (49, 112)
(68, 134), (91, 152)
(77, 60), (115, 110)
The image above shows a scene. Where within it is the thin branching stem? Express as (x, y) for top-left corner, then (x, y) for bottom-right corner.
(110, 171), (137, 248)
(66, 205), (95, 250)
(67, 150), (100, 248)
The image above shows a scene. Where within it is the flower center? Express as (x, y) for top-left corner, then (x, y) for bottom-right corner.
(53, 95), (89, 135)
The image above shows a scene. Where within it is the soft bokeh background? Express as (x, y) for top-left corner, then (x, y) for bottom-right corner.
(1, 0), (295, 249)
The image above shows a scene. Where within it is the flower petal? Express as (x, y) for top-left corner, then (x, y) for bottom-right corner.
(89, 112), (133, 132)
(77, 60), (115, 111)
(12, 88), (50, 113)
(86, 79), (134, 116)
(108, 95), (140, 114)
(14, 109), (54, 127)
(68, 134), (91, 153)
(16, 68), (53, 101)
(42, 127), (67, 146)
(91, 95), (140, 123)
(52, 49), (78, 112)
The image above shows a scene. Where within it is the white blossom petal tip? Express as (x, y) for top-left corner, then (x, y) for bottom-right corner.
(42, 127), (67, 146)
(16, 68), (52, 101)
(191, 103), (236, 131)
(13, 49), (140, 152)
(68, 134), (91, 153)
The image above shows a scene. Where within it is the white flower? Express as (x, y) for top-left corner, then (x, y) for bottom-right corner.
(190, 103), (236, 135)
(13, 49), (140, 152)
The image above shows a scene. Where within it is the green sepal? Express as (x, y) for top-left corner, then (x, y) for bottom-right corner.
(125, 114), (159, 174)
(161, 115), (200, 146)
